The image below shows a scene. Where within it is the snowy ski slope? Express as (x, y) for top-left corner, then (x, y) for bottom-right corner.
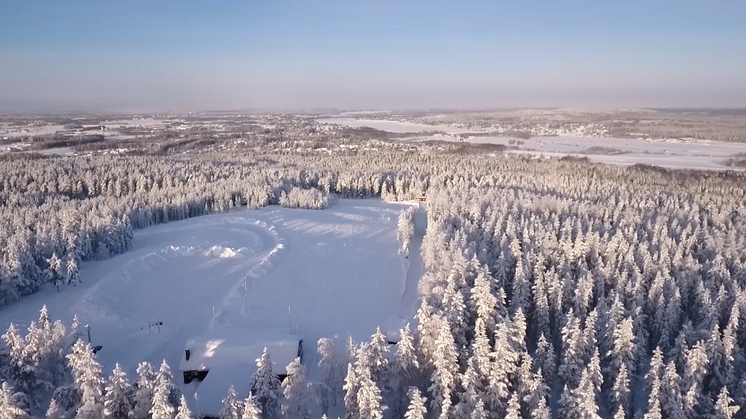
(0, 199), (420, 384)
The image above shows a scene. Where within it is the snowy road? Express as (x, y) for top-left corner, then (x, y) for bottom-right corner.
(0, 199), (411, 381)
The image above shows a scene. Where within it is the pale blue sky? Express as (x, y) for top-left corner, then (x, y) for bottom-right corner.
(1, 0), (745, 111)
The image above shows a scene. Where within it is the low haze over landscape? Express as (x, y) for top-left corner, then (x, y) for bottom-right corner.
(2, 2), (746, 419)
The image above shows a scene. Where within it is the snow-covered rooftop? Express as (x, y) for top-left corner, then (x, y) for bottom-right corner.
(179, 327), (303, 373)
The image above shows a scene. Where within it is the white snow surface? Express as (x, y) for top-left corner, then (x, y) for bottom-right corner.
(0, 199), (417, 409)
(0, 124), (67, 138)
(479, 135), (746, 170)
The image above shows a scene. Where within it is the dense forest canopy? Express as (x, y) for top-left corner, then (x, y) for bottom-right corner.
(1, 149), (746, 418)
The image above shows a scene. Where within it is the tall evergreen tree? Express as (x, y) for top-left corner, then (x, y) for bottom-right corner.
(250, 348), (282, 419)
(45, 398), (63, 419)
(156, 360), (181, 408)
(281, 358), (312, 419)
(150, 376), (174, 419)
(102, 364), (134, 419)
(0, 382), (29, 419)
(404, 388), (426, 419)
(240, 394), (261, 419)
(428, 318), (457, 419)
(174, 395), (192, 419)
(133, 362), (158, 419)
(714, 387), (739, 419)
(356, 366), (384, 419)
(219, 386), (243, 419)
(343, 362), (359, 419)
(66, 340), (105, 419)
(317, 336), (344, 410)
(660, 361), (685, 419)
(682, 341), (709, 413)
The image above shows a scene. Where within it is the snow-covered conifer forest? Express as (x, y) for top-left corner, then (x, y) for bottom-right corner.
(1, 145), (746, 418)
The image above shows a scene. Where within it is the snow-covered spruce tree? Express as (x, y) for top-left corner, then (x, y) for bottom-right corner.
(45, 398), (64, 419)
(355, 363), (385, 419)
(534, 333), (557, 383)
(427, 317), (457, 419)
(397, 207), (415, 257)
(175, 395), (192, 419)
(44, 253), (64, 291)
(0, 381), (29, 419)
(0, 307), (66, 414)
(644, 347), (664, 419)
(2, 309), (66, 414)
(150, 376), (174, 419)
(281, 357), (312, 419)
(469, 399), (486, 419)
(33, 306), (68, 385)
(486, 317), (519, 414)
(342, 362), (360, 419)
(504, 392), (521, 419)
(361, 328), (392, 408)
(660, 361), (685, 419)
(317, 336), (345, 412)
(249, 348), (282, 419)
(220, 386), (243, 419)
(391, 325), (420, 417)
(714, 386), (739, 419)
(558, 309), (584, 388)
(48, 386), (79, 419)
(156, 360), (181, 408)
(102, 364), (134, 419)
(559, 348), (602, 419)
(403, 387), (426, 419)
(1, 323), (38, 410)
(682, 340), (709, 414)
(133, 362), (158, 419)
(68, 314), (83, 349)
(241, 394), (261, 419)
(66, 339), (105, 419)
(65, 255), (80, 286)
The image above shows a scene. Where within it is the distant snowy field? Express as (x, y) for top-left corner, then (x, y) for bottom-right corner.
(317, 118), (746, 170)
(0, 200), (414, 385)
(316, 118), (475, 134)
(0, 118), (171, 141)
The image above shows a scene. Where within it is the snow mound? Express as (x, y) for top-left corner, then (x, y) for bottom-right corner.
(204, 246), (250, 259)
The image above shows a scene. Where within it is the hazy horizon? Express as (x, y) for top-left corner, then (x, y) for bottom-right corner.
(2, 0), (745, 112)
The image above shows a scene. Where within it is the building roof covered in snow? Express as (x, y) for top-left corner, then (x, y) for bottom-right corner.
(179, 327), (303, 373)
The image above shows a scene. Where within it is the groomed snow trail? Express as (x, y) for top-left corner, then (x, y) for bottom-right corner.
(0, 199), (407, 383)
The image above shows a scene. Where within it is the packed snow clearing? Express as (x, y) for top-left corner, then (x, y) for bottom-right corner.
(0, 199), (419, 383)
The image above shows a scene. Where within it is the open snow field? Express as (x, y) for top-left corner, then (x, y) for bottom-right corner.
(0, 199), (420, 384)
(479, 135), (746, 170)
(0, 123), (67, 139)
(318, 118), (746, 170)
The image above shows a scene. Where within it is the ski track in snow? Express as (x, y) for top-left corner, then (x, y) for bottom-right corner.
(0, 199), (410, 387)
